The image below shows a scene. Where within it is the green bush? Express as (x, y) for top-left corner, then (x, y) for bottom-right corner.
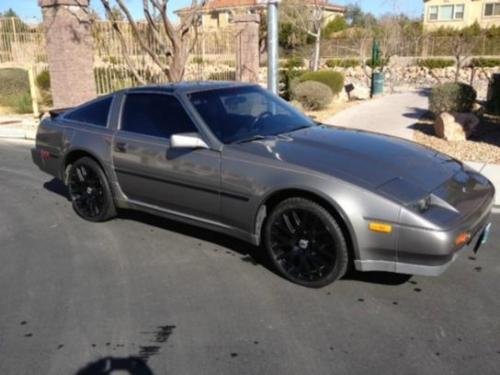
(299, 70), (344, 96)
(279, 68), (307, 100)
(12, 93), (33, 114)
(36, 70), (51, 91)
(469, 58), (500, 68)
(0, 68), (30, 107)
(208, 71), (236, 81)
(192, 56), (204, 65)
(429, 82), (477, 115)
(325, 59), (359, 68)
(36, 70), (53, 107)
(365, 58), (388, 69)
(282, 57), (305, 70)
(323, 16), (348, 38)
(417, 58), (455, 69)
(293, 81), (333, 111)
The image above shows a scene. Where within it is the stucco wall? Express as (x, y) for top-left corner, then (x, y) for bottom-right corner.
(424, 0), (500, 30)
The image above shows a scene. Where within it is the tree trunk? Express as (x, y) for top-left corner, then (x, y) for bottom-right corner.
(455, 56), (461, 82)
(311, 28), (321, 71)
(168, 43), (189, 82)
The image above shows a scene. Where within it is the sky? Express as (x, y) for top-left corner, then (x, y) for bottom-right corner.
(1, 0), (423, 22)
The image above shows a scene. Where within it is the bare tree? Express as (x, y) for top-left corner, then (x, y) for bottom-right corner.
(450, 31), (480, 82)
(281, 0), (325, 71)
(100, 0), (206, 82)
(431, 24), (482, 83)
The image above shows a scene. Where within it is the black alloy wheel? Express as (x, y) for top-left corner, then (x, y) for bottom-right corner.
(264, 198), (349, 288)
(67, 157), (116, 222)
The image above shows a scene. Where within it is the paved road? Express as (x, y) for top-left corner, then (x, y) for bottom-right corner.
(1, 139), (499, 375)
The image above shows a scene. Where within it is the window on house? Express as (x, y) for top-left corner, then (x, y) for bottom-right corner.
(429, 4), (465, 21)
(455, 4), (465, 19)
(485, 3), (500, 16)
(429, 6), (438, 20)
(441, 5), (455, 20)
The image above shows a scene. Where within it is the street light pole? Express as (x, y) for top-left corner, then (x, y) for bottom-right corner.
(265, 0), (281, 94)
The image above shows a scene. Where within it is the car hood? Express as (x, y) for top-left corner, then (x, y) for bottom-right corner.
(236, 125), (463, 201)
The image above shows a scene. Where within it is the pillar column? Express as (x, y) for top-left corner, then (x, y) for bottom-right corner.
(232, 14), (260, 83)
(39, 0), (96, 108)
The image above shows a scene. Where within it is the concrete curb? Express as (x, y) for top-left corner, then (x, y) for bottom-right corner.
(0, 128), (36, 140)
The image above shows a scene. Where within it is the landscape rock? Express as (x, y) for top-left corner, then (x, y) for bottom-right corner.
(349, 86), (370, 100)
(434, 112), (479, 141)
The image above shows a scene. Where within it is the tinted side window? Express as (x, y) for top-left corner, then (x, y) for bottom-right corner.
(121, 94), (197, 138)
(65, 96), (113, 127)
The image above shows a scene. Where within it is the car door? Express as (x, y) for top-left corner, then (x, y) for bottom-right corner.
(111, 92), (221, 222)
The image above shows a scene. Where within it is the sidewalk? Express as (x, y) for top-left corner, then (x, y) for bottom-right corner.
(0, 115), (38, 140)
(325, 89), (429, 140)
(325, 89), (500, 207)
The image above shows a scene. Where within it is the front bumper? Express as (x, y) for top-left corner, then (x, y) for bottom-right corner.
(355, 195), (494, 276)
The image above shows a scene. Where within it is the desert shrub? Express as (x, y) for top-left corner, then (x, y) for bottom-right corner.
(192, 56), (204, 65)
(12, 93), (33, 114)
(0, 68), (30, 108)
(208, 71), (236, 81)
(282, 57), (305, 70)
(36, 70), (51, 91)
(417, 58), (455, 69)
(469, 58), (500, 68)
(325, 59), (359, 68)
(429, 82), (477, 115)
(365, 58), (388, 68)
(299, 70), (344, 96)
(36, 70), (53, 107)
(293, 81), (333, 111)
(279, 68), (307, 100)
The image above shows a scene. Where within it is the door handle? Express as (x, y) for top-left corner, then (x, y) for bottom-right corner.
(115, 142), (128, 153)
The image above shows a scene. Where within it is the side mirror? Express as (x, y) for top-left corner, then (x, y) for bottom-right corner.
(170, 133), (209, 149)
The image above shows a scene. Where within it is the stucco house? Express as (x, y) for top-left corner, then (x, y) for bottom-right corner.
(423, 0), (500, 31)
(177, 0), (346, 30)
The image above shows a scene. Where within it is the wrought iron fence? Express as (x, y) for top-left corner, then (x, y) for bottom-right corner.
(0, 17), (236, 96)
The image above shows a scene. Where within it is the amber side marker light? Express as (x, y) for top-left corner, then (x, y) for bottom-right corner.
(369, 222), (393, 234)
(455, 232), (471, 247)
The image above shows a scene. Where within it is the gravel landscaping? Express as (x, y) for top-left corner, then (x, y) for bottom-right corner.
(413, 113), (500, 163)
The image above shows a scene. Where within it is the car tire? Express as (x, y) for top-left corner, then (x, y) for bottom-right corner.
(67, 157), (116, 222)
(264, 197), (349, 288)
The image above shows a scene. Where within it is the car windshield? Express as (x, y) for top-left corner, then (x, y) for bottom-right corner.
(188, 85), (315, 144)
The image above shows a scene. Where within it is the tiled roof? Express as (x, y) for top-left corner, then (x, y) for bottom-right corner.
(177, 0), (346, 14)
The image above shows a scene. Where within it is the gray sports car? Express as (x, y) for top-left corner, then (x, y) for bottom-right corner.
(32, 82), (495, 287)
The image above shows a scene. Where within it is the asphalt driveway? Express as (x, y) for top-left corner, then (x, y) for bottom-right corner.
(0, 139), (499, 375)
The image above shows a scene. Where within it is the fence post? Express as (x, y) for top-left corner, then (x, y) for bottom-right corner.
(232, 14), (261, 83)
(27, 66), (40, 117)
(38, 0), (96, 108)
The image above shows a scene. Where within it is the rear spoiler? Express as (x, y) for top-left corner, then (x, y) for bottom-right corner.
(39, 107), (74, 120)
(49, 107), (73, 118)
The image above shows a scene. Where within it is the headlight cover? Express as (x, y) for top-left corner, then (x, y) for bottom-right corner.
(377, 178), (458, 213)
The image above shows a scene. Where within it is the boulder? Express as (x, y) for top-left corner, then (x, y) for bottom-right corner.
(434, 112), (479, 141)
(348, 85), (370, 100)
